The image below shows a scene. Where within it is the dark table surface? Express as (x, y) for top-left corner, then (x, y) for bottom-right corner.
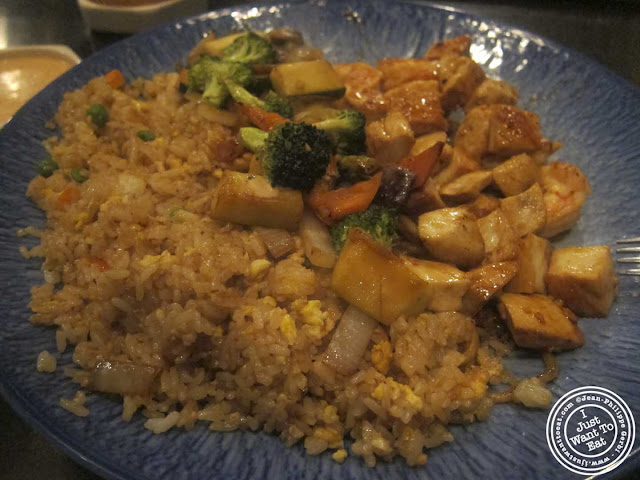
(1, 1), (639, 479)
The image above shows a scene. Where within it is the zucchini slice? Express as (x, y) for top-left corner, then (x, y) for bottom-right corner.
(270, 60), (346, 98)
(212, 171), (303, 230)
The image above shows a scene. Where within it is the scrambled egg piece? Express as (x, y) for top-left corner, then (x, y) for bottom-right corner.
(261, 296), (277, 307)
(249, 259), (271, 279)
(139, 250), (176, 268)
(371, 341), (392, 375)
(332, 449), (348, 463)
(211, 326), (224, 337)
(74, 212), (89, 229)
(294, 300), (330, 341)
(322, 405), (339, 424)
(372, 377), (423, 421)
(313, 427), (343, 449)
(279, 314), (297, 345)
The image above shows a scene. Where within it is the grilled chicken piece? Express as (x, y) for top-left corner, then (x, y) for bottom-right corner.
(492, 153), (540, 197)
(437, 56), (486, 111)
(401, 256), (469, 312)
(432, 148), (481, 186)
(506, 233), (553, 294)
(365, 111), (415, 166)
(440, 170), (493, 204)
(333, 62), (386, 118)
(465, 194), (500, 219)
(462, 261), (518, 315)
(377, 58), (438, 91)
(466, 78), (519, 112)
(405, 177), (446, 214)
(410, 131), (448, 156)
(423, 35), (472, 60)
(383, 80), (446, 135)
(499, 183), (546, 237)
(454, 105), (543, 162)
(477, 208), (518, 263)
(538, 162), (591, 238)
(499, 293), (584, 351)
(417, 207), (485, 269)
(546, 246), (617, 317)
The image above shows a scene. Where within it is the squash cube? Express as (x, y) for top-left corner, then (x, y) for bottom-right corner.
(212, 171), (303, 230)
(545, 246), (617, 317)
(270, 60), (346, 98)
(330, 230), (430, 324)
(498, 293), (584, 351)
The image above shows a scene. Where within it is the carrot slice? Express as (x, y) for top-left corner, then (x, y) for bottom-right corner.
(89, 257), (110, 271)
(400, 141), (444, 189)
(178, 68), (189, 85)
(56, 186), (80, 208)
(238, 104), (288, 131)
(104, 69), (125, 89)
(308, 173), (382, 223)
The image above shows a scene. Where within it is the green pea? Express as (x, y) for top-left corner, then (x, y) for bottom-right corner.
(36, 156), (59, 178)
(70, 168), (89, 183)
(86, 103), (109, 127)
(137, 130), (156, 142)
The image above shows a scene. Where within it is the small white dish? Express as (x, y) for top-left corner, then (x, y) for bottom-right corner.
(0, 45), (81, 65)
(77, 0), (209, 34)
(0, 45), (81, 126)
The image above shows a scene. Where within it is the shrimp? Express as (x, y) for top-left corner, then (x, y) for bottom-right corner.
(538, 161), (591, 238)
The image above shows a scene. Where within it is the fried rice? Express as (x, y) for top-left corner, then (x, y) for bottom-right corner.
(22, 66), (538, 467)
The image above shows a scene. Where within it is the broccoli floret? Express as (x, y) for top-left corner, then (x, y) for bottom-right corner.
(222, 31), (276, 65)
(239, 122), (332, 191)
(202, 76), (228, 107)
(262, 90), (293, 118)
(312, 110), (366, 155)
(225, 80), (292, 117)
(337, 155), (378, 183)
(188, 56), (254, 107)
(330, 205), (399, 251)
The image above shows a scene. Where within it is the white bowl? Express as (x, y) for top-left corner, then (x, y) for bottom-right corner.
(77, 0), (209, 34)
(0, 45), (81, 126)
(0, 45), (81, 64)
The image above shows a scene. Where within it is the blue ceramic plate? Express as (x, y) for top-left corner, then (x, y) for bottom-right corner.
(1, 1), (639, 479)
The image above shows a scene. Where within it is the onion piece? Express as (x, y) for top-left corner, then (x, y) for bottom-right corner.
(255, 227), (295, 259)
(300, 210), (337, 268)
(90, 361), (157, 395)
(196, 103), (239, 127)
(324, 306), (378, 374)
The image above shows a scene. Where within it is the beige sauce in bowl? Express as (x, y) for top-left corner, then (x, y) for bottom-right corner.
(0, 53), (75, 126)
(88, 0), (170, 5)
